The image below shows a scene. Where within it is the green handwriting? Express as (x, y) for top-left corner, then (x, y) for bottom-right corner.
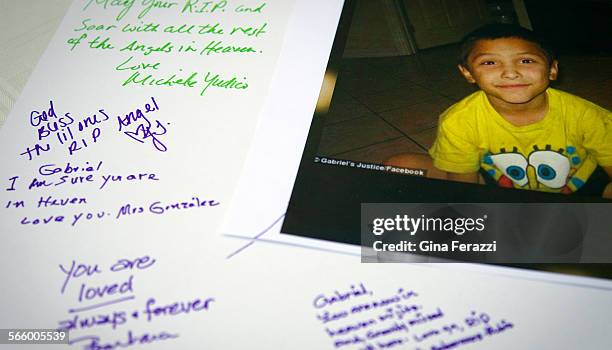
(182, 0), (227, 14)
(197, 23), (224, 35)
(115, 55), (161, 71)
(120, 40), (174, 55)
(122, 69), (198, 88)
(84, 0), (179, 21)
(68, 36), (261, 57)
(122, 22), (160, 33)
(200, 40), (257, 55)
(83, 0), (267, 22)
(230, 22), (267, 37)
(117, 67), (250, 96)
(119, 22), (225, 35)
(235, 3), (266, 13)
(138, 0), (178, 19)
(75, 18), (117, 31)
(164, 24), (196, 34)
(88, 36), (115, 50)
(67, 33), (88, 50)
(200, 72), (248, 95)
(177, 41), (198, 52)
(83, 0), (135, 21)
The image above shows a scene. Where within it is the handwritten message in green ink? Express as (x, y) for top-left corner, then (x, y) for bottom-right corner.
(69, 0), (270, 96)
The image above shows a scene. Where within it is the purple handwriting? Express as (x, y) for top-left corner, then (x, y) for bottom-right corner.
(21, 98), (171, 161)
(5, 176), (18, 191)
(25, 167), (160, 191)
(116, 196), (220, 219)
(117, 97), (169, 152)
(316, 287), (420, 325)
(78, 275), (134, 304)
(19, 143), (51, 161)
(313, 286), (514, 350)
(17, 195), (215, 228)
(99, 173), (160, 190)
(59, 255), (156, 295)
(430, 332), (484, 350)
(57, 296), (214, 332)
(59, 261), (102, 295)
(110, 256), (157, 272)
(68, 330), (178, 350)
(39, 161), (103, 176)
(37, 195), (87, 208)
(313, 283), (373, 309)
(23, 100), (113, 160)
(55, 254), (213, 350)
(20, 210), (108, 227)
(144, 297), (215, 322)
(59, 310), (127, 331)
(404, 308), (445, 327)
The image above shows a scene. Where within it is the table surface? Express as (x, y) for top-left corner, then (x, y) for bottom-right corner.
(0, 0), (72, 127)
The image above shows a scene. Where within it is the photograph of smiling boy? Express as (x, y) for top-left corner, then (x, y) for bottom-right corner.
(388, 24), (612, 198)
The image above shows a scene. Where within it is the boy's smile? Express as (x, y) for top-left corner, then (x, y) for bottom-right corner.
(458, 38), (558, 109)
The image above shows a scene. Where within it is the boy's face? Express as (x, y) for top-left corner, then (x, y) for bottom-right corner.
(458, 38), (558, 106)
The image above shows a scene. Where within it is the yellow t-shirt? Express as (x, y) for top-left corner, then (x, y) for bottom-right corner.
(429, 88), (612, 193)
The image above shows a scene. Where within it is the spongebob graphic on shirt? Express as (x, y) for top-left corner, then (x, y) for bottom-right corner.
(481, 144), (597, 193)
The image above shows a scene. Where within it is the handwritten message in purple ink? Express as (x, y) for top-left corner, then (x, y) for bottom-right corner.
(313, 283), (514, 350)
(57, 254), (215, 349)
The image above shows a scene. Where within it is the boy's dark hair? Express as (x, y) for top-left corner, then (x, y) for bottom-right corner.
(458, 23), (557, 67)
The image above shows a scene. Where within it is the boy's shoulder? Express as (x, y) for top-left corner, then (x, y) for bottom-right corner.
(438, 91), (489, 126)
(548, 88), (611, 117)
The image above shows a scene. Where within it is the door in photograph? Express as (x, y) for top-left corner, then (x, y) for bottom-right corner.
(403, 0), (490, 49)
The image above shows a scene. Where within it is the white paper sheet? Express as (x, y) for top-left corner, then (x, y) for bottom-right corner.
(220, 0), (343, 238)
(223, 241), (612, 349)
(0, 0), (296, 348)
